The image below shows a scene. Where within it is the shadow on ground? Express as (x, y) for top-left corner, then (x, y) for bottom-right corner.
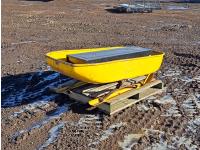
(105, 8), (131, 14)
(20, 0), (54, 2)
(1, 71), (100, 114)
(1, 71), (70, 108)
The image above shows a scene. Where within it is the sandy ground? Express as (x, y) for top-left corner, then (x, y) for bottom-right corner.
(1, 0), (200, 149)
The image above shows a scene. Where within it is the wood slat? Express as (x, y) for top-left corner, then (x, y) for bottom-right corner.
(107, 80), (163, 104)
(52, 78), (164, 115)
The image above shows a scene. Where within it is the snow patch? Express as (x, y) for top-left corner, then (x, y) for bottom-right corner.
(154, 94), (176, 105)
(11, 41), (36, 45)
(187, 117), (200, 134)
(12, 104), (70, 142)
(38, 122), (65, 150)
(89, 122), (126, 147)
(162, 69), (182, 77)
(118, 133), (144, 150)
(166, 6), (189, 10)
(10, 95), (57, 118)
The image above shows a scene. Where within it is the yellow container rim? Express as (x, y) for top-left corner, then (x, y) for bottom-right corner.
(46, 51), (164, 67)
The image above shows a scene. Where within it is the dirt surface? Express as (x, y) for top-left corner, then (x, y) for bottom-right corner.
(1, 0), (200, 150)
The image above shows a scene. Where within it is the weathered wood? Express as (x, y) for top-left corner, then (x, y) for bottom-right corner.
(51, 80), (86, 93)
(109, 88), (163, 115)
(74, 83), (116, 98)
(52, 78), (164, 115)
(66, 91), (91, 104)
(96, 82), (163, 115)
(107, 80), (163, 104)
(81, 76), (147, 98)
(127, 76), (146, 83)
(82, 82), (118, 93)
(50, 79), (78, 93)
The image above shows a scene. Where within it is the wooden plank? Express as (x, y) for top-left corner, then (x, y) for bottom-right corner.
(107, 80), (163, 105)
(66, 91), (91, 104)
(96, 81), (163, 115)
(97, 88), (163, 115)
(82, 82), (118, 93)
(81, 76), (147, 98)
(52, 79), (164, 115)
(52, 80), (87, 93)
(50, 79), (78, 93)
(137, 88), (161, 99)
(127, 76), (146, 83)
(109, 88), (163, 115)
(95, 103), (111, 114)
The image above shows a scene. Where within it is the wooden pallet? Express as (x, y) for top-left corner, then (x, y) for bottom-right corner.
(51, 78), (164, 115)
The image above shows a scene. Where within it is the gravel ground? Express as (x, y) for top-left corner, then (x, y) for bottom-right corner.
(1, 0), (200, 149)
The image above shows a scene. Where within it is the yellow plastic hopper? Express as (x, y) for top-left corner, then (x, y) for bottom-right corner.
(46, 46), (164, 84)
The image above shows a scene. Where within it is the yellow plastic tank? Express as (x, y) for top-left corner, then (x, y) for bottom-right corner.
(46, 46), (164, 84)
